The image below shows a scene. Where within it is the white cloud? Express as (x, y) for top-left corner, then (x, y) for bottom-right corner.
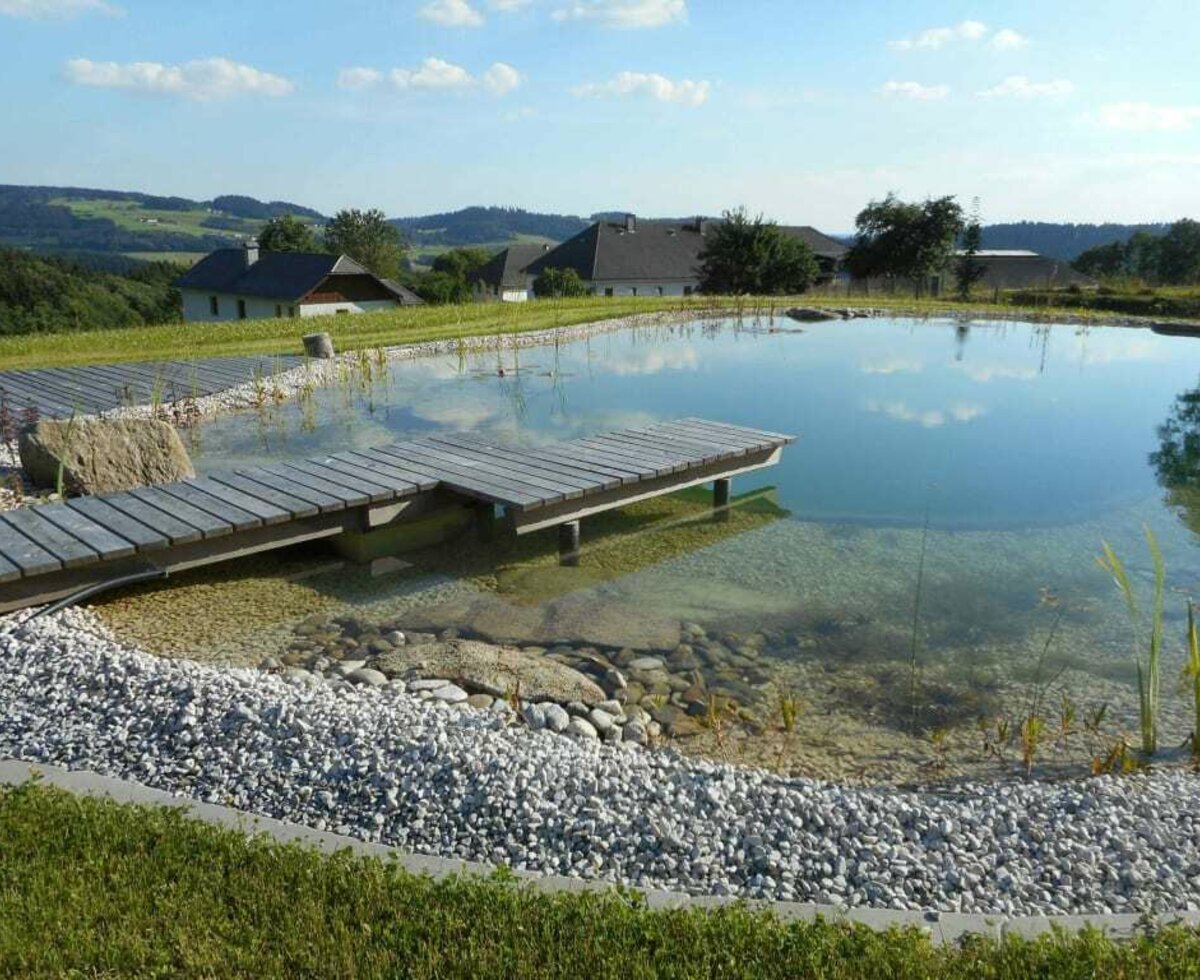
(889, 20), (987, 51)
(488, 0), (530, 8)
(859, 358), (924, 375)
(571, 71), (709, 106)
(392, 57), (475, 90)
(418, 0), (484, 26)
(64, 57), (294, 100)
(553, 0), (686, 29)
(342, 58), (522, 97)
(961, 364), (1038, 383)
(337, 66), (384, 91)
(482, 62), (522, 95)
(989, 28), (1029, 50)
(880, 80), (950, 101)
(979, 75), (1074, 98)
(0, 0), (118, 17)
(1095, 101), (1200, 132)
(864, 399), (984, 428)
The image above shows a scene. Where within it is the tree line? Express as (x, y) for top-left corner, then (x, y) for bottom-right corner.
(1072, 220), (1200, 285)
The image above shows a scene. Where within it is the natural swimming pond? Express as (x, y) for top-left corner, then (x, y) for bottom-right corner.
(95, 316), (1200, 783)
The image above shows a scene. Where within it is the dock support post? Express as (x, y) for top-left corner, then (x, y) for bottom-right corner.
(475, 501), (497, 542)
(713, 478), (731, 521)
(558, 520), (580, 567)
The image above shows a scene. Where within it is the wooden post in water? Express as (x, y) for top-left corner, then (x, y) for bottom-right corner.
(558, 520), (580, 567)
(713, 477), (731, 522)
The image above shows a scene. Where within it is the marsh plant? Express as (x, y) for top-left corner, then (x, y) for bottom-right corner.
(1185, 601), (1200, 764)
(1096, 527), (1165, 756)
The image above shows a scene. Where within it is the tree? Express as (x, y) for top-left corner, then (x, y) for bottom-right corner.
(1073, 241), (1129, 280)
(258, 214), (318, 253)
(954, 200), (987, 300)
(845, 193), (964, 296)
(1158, 219), (1200, 285)
(413, 270), (468, 305)
(431, 246), (491, 282)
(698, 208), (819, 295)
(323, 208), (406, 279)
(533, 267), (589, 298)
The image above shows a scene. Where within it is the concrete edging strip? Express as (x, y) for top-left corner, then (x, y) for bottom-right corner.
(2, 759), (1197, 946)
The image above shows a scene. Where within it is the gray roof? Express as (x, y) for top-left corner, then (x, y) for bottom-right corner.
(175, 249), (421, 303)
(524, 217), (846, 284)
(473, 243), (551, 290)
(964, 253), (1096, 289)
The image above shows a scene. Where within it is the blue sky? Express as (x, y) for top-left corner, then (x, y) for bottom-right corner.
(1, 0), (1198, 229)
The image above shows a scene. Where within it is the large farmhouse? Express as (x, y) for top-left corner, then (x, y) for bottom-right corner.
(949, 250), (1095, 291)
(471, 242), (551, 302)
(176, 242), (422, 323)
(520, 215), (847, 299)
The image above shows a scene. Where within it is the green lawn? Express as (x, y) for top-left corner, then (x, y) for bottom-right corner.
(50, 197), (261, 240)
(1, 293), (1194, 372)
(1, 781), (1197, 978)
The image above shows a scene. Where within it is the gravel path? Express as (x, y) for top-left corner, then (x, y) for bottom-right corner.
(2, 608), (1199, 917)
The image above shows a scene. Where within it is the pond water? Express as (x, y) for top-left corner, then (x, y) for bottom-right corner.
(97, 316), (1200, 783)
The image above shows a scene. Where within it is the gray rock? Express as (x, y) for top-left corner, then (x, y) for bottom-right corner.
(784, 306), (842, 322)
(408, 678), (452, 692)
(431, 684), (468, 704)
(589, 708), (618, 733)
(628, 656), (665, 672)
(542, 703), (570, 733)
(623, 720), (649, 746)
(565, 717), (599, 740)
(347, 668), (388, 687)
(19, 418), (194, 495)
(521, 702), (546, 730)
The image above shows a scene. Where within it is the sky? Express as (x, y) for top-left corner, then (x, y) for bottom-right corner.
(1, 0), (1198, 230)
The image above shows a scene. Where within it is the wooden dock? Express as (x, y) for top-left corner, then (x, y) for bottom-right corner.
(0, 418), (793, 614)
(0, 355), (305, 420)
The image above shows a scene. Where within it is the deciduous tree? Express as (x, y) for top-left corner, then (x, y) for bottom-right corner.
(258, 214), (318, 253)
(323, 208), (406, 279)
(698, 208), (819, 295)
(846, 194), (964, 296)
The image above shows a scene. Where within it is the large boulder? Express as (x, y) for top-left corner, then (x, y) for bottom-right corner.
(374, 639), (606, 705)
(19, 418), (195, 495)
(784, 306), (844, 323)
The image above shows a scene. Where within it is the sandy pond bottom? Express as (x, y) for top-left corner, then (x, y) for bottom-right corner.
(91, 491), (1199, 788)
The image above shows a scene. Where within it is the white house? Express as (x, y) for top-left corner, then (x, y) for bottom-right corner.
(471, 243), (551, 303)
(175, 241), (422, 323)
(522, 215), (847, 297)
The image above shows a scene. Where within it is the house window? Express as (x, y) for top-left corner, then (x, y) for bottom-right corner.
(684, 286), (693, 297)
(289, 306), (297, 318)
(604, 287), (614, 297)
(275, 304), (283, 318)
(656, 286), (664, 296)
(631, 287), (638, 296)
(209, 296), (219, 316)
(237, 299), (247, 320)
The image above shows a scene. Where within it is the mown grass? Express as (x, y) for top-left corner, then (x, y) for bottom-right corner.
(2, 781), (1200, 978)
(4, 290), (1192, 372)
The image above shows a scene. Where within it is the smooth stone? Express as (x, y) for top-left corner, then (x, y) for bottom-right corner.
(431, 684), (468, 704)
(565, 717), (599, 740)
(521, 702), (546, 730)
(467, 693), (495, 710)
(542, 703), (570, 733)
(628, 656), (665, 672)
(347, 667), (388, 687)
(409, 678), (452, 692)
(589, 708), (618, 733)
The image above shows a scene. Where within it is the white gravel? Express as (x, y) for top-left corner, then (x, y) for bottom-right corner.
(2, 607), (1200, 916)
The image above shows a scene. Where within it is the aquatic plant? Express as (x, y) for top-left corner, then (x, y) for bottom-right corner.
(907, 505), (932, 734)
(777, 689), (801, 735)
(1092, 734), (1141, 776)
(1096, 527), (1165, 756)
(1019, 715), (1046, 779)
(1186, 600), (1200, 764)
(54, 406), (80, 499)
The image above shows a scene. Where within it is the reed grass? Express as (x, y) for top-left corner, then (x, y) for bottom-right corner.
(1187, 600), (1200, 763)
(1096, 527), (1165, 756)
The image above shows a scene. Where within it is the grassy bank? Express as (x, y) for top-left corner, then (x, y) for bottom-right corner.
(1, 781), (1199, 978)
(3, 292), (1196, 371)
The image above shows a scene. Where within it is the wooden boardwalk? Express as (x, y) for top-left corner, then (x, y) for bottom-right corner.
(0, 418), (793, 613)
(0, 355), (306, 420)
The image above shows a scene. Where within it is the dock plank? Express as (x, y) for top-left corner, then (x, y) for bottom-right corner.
(190, 477), (290, 526)
(209, 473), (320, 520)
(105, 491), (205, 545)
(422, 435), (602, 493)
(1, 508), (97, 569)
(0, 519), (61, 576)
(429, 435), (619, 491)
(147, 483), (255, 534)
(257, 463), (370, 508)
(236, 467), (345, 513)
(374, 442), (547, 506)
(343, 449), (442, 491)
(68, 497), (169, 552)
(35, 503), (137, 560)
(280, 459), (395, 503)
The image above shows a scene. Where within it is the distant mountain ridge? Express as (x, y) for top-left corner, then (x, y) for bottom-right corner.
(0, 184), (1178, 262)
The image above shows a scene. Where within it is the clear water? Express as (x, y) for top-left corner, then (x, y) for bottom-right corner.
(127, 316), (1200, 775)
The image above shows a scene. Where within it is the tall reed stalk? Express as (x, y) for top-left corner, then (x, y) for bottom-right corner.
(908, 504), (931, 734)
(1096, 526), (1164, 756)
(1187, 601), (1200, 764)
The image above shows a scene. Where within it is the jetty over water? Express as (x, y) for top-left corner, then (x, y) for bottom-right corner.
(0, 418), (793, 615)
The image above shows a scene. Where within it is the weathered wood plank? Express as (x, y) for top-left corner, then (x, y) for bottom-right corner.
(657, 420), (771, 451)
(35, 503), (137, 560)
(343, 448), (441, 491)
(257, 463), (369, 508)
(236, 467), (345, 513)
(150, 483), (257, 533)
(0, 518), (61, 576)
(209, 473), (320, 520)
(296, 457), (403, 500)
(105, 491), (206, 545)
(190, 476), (291, 526)
(421, 435), (602, 493)
(280, 459), (394, 503)
(429, 435), (619, 491)
(0, 552), (18, 584)
(574, 436), (689, 474)
(375, 442), (547, 506)
(679, 417), (795, 444)
(67, 497), (169, 552)
(0, 507), (98, 569)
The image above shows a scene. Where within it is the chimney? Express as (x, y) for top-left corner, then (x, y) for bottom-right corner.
(624, 213), (636, 233)
(243, 239), (260, 267)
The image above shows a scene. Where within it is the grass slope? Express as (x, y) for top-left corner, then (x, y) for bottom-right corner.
(1, 781), (1198, 978)
(3, 293), (1193, 372)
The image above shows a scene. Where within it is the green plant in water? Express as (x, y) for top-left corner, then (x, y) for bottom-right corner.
(1185, 600), (1200, 764)
(777, 688), (801, 735)
(908, 503), (932, 734)
(1019, 714), (1046, 779)
(1096, 527), (1164, 756)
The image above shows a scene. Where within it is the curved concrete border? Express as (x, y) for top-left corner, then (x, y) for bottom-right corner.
(3, 759), (1197, 946)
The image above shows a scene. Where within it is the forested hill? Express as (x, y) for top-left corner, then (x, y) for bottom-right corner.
(391, 206), (589, 247)
(979, 222), (1171, 260)
(0, 185), (324, 254)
